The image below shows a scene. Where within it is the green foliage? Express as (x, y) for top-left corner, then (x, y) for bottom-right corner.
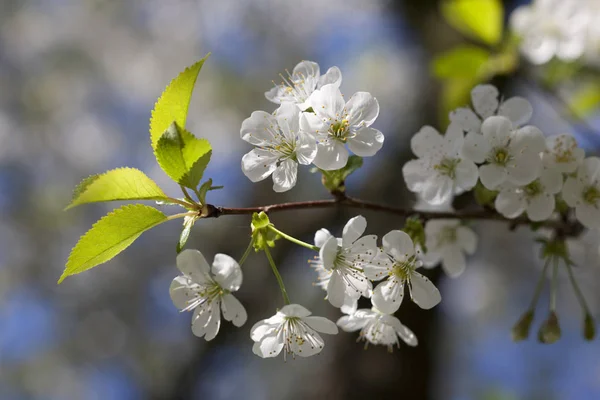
(149, 54), (210, 149)
(432, 46), (490, 79)
(570, 82), (600, 117)
(440, 78), (477, 125)
(155, 122), (212, 189)
(403, 217), (427, 253)
(197, 178), (223, 206)
(318, 156), (363, 194)
(474, 181), (498, 207)
(441, 0), (504, 46)
(177, 215), (198, 253)
(251, 212), (279, 251)
(66, 168), (167, 210)
(59, 204), (168, 283)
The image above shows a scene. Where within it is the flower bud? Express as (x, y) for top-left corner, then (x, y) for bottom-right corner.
(512, 310), (535, 342)
(584, 314), (596, 341)
(537, 311), (561, 344)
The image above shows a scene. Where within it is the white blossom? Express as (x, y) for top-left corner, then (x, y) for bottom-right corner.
(403, 122), (478, 205)
(462, 116), (546, 190)
(541, 134), (585, 173)
(563, 157), (600, 229)
(265, 60), (342, 110)
(312, 216), (377, 308)
(301, 84), (384, 170)
(364, 230), (441, 314)
(450, 84), (533, 135)
(421, 219), (477, 278)
(240, 103), (317, 192)
(251, 304), (338, 359)
(510, 0), (589, 65)
(495, 167), (563, 221)
(170, 250), (247, 341)
(337, 306), (417, 351)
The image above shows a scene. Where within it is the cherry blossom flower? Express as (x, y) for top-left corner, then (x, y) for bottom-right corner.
(312, 216), (377, 308)
(170, 250), (247, 341)
(541, 134), (585, 173)
(301, 84), (384, 170)
(251, 304), (338, 359)
(510, 0), (589, 65)
(563, 157), (600, 229)
(462, 116), (546, 190)
(450, 84), (533, 134)
(364, 230), (441, 314)
(402, 122), (478, 205)
(265, 60), (342, 110)
(495, 168), (563, 221)
(421, 219), (478, 278)
(337, 306), (417, 351)
(240, 103), (317, 192)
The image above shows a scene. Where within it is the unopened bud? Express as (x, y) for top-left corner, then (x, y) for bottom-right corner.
(537, 311), (561, 344)
(512, 310), (535, 342)
(584, 314), (596, 341)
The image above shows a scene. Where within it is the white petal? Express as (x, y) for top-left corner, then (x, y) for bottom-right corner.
(340, 297), (359, 315)
(272, 158), (298, 192)
(345, 91), (379, 127)
(211, 254), (243, 291)
(253, 332), (284, 358)
(562, 177), (582, 207)
(498, 97), (532, 127)
(471, 84), (499, 119)
(314, 228), (333, 248)
(203, 303), (222, 341)
(372, 279), (404, 314)
(409, 272), (441, 310)
(291, 330), (324, 357)
(363, 252), (393, 281)
(336, 314), (369, 332)
(348, 235), (378, 256)
(250, 319), (278, 342)
(342, 215), (367, 247)
(420, 248), (442, 268)
(382, 230), (415, 260)
(318, 66), (342, 88)
(191, 304), (212, 337)
(347, 127), (384, 157)
(307, 83), (345, 120)
(527, 194), (555, 221)
(169, 276), (195, 310)
(279, 304), (312, 318)
(265, 86), (286, 104)
(303, 316), (339, 335)
(510, 125), (546, 154)
(495, 190), (526, 219)
(275, 103), (300, 139)
(327, 271), (347, 308)
(293, 60), (320, 80)
(300, 110), (327, 134)
(441, 248), (466, 278)
(540, 167), (563, 194)
(479, 163), (507, 189)
(455, 159), (479, 191)
(411, 126), (444, 158)
(506, 152), (541, 186)
(320, 236), (339, 270)
(449, 107), (481, 134)
(576, 204), (600, 229)
(241, 149), (278, 182)
(402, 159), (432, 192)
(240, 111), (277, 144)
(421, 175), (454, 205)
(295, 131), (318, 165)
(312, 141), (348, 170)
(456, 226), (477, 255)
(389, 317), (418, 346)
(481, 116), (512, 147)
(579, 157), (600, 184)
(462, 132), (491, 163)
(220, 294), (247, 327)
(176, 249), (212, 284)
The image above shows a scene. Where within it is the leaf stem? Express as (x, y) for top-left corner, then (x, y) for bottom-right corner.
(167, 211), (198, 221)
(264, 247), (290, 305)
(565, 262), (591, 315)
(238, 239), (254, 267)
(529, 257), (551, 311)
(165, 197), (200, 210)
(180, 185), (196, 204)
(267, 225), (319, 252)
(550, 257), (559, 312)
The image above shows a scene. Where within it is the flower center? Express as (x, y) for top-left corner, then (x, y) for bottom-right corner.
(329, 119), (350, 142)
(278, 71), (312, 103)
(524, 180), (543, 197)
(438, 226), (457, 246)
(492, 147), (511, 166)
(434, 158), (460, 178)
(583, 186), (600, 205)
(391, 257), (417, 280)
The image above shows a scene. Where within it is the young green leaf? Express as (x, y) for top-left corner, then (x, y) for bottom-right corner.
(59, 204), (168, 283)
(432, 46), (490, 79)
(441, 0), (504, 46)
(149, 54), (210, 149)
(319, 156), (363, 194)
(177, 215), (198, 253)
(155, 122), (212, 189)
(66, 168), (168, 210)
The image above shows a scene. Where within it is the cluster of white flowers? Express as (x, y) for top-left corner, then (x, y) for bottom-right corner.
(404, 84), (596, 228)
(510, 0), (600, 65)
(240, 60), (384, 192)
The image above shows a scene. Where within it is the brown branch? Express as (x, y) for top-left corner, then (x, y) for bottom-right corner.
(204, 196), (571, 230)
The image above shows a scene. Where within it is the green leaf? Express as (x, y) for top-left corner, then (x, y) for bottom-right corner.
(473, 181), (498, 206)
(432, 46), (490, 79)
(570, 82), (600, 117)
(66, 168), (168, 210)
(155, 122), (212, 189)
(403, 217), (427, 253)
(59, 204), (168, 283)
(149, 54), (210, 149)
(441, 0), (504, 45)
(319, 156), (363, 194)
(440, 78), (477, 125)
(177, 215), (197, 253)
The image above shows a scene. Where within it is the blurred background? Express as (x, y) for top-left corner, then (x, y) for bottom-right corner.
(1, 0), (600, 399)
